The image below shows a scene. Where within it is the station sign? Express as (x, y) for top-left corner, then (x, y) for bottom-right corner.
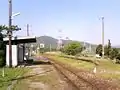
(40, 43), (45, 48)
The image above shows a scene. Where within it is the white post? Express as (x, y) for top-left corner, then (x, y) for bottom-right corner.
(6, 45), (18, 67)
(12, 45), (18, 67)
(93, 67), (97, 74)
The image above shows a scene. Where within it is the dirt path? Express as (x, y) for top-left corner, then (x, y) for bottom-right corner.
(13, 64), (78, 90)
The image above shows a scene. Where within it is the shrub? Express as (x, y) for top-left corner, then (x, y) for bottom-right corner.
(63, 41), (83, 55)
(109, 48), (119, 60)
(0, 49), (5, 67)
(0, 33), (6, 67)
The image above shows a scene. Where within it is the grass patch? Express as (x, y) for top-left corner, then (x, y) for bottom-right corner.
(46, 55), (95, 70)
(45, 54), (120, 80)
(46, 53), (120, 71)
(96, 60), (120, 79)
(0, 67), (29, 90)
(97, 60), (120, 71)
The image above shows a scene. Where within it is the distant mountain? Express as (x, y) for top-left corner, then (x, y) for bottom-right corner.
(33, 36), (97, 53)
(112, 45), (120, 48)
(36, 36), (57, 48)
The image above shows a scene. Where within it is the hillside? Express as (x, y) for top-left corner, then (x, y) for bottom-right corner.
(34, 36), (97, 53)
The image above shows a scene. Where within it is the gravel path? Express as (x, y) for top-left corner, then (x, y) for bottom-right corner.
(13, 60), (78, 90)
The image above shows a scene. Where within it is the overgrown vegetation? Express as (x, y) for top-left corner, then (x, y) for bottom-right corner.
(48, 39), (120, 66)
(45, 53), (120, 80)
(96, 44), (103, 56)
(60, 39), (120, 62)
(0, 67), (29, 90)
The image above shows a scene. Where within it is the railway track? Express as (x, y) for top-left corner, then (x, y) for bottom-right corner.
(51, 61), (80, 90)
(43, 55), (120, 90)
(50, 60), (98, 90)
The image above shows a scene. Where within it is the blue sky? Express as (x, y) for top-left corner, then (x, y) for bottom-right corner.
(0, 0), (120, 45)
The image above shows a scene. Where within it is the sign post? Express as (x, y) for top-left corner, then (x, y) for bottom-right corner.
(40, 43), (45, 54)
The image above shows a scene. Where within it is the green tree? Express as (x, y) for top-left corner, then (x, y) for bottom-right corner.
(109, 48), (119, 59)
(104, 45), (109, 56)
(105, 39), (111, 57)
(0, 25), (21, 31)
(63, 41), (83, 55)
(96, 44), (102, 56)
(0, 25), (21, 37)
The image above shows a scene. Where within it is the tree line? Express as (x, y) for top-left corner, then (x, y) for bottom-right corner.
(59, 40), (120, 63)
(96, 39), (120, 60)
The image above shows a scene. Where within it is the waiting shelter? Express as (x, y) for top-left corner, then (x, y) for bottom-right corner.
(3, 36), (36, 67)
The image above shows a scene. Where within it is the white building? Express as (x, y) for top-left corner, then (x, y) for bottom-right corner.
(3, 36), (36, 67)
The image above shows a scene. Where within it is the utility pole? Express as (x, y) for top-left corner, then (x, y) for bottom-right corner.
(27, 24), (30, 58)
(57, 30), (63, 51)
(102, 17), (104, 58)
(8, 0), (12, 67)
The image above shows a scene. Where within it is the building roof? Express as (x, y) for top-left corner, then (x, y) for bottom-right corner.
(3, 36), (36, 44)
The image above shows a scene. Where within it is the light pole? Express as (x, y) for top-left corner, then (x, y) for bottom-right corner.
(12, 12), (20, 20)
(93, 17), (105, 73)
(102, 17), (104, 58)
(99, 17), (105, 58)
